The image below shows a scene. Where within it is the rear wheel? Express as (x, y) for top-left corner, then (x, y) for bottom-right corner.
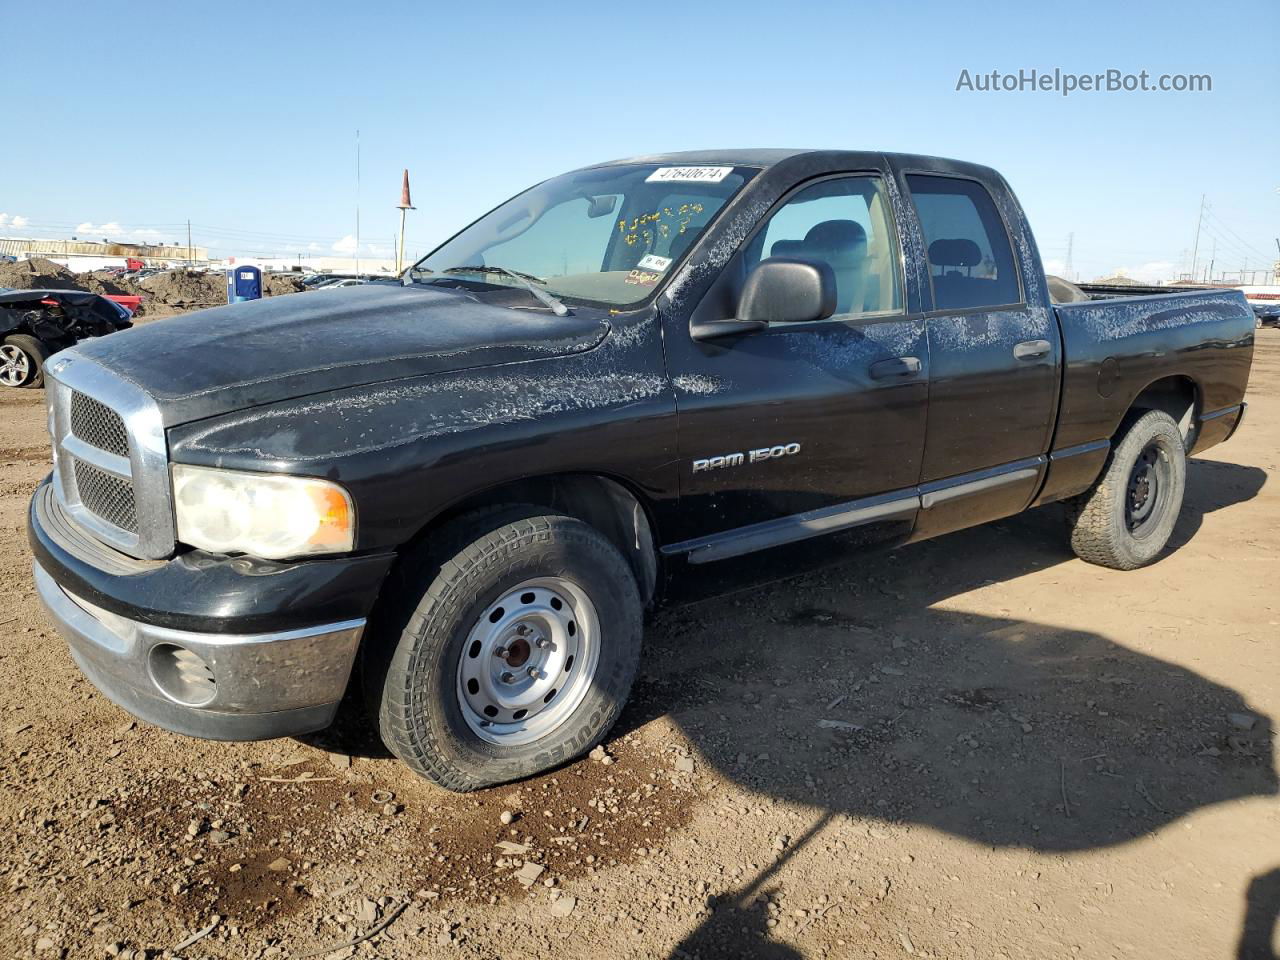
(1067, 410), (1187, 570)
(1, 335), (51, 388)
(365, 507), (643, 791)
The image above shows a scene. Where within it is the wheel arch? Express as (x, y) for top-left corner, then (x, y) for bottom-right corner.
(400, 472), (660, 607)
(1119, 374), (1201, 447)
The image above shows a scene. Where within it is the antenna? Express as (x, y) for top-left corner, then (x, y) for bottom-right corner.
(355, 129), (361, 276)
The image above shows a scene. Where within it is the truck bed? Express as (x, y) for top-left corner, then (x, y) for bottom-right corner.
(1053, 288), (1254, 455)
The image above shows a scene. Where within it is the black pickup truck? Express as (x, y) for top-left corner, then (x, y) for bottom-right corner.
(29, 150), (1254, 791)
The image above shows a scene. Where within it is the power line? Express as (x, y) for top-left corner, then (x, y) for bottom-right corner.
(1199, 207), (1274, 262)
(1197, 222), (1269, 268)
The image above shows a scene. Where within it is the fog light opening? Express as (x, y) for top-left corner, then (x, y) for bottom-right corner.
(147, 643), (217, 707)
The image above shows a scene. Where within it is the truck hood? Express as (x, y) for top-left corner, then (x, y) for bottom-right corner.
(66, 284), (610, 426)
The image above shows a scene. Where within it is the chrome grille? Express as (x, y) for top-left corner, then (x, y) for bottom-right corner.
(46, 353), (175, 560)
(70, 392), (129, 457)
(72, 460), (139, 532)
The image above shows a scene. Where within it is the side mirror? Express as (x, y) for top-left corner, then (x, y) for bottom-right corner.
(739, 257), (837, 324)
(691, 257), (836, 341)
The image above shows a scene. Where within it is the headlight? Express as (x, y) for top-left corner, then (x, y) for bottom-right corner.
(172, 464), (355, 559)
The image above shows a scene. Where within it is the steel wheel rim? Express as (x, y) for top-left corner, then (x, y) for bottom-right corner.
(0, 345), (30, 386)
(456, 576), (601, 746)
(1126, 439), (1172, 539)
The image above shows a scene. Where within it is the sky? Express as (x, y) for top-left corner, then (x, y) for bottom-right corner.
(2, 0), (1276, 283)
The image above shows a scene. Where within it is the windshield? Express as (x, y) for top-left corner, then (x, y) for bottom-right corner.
(409, 163), (755, 307)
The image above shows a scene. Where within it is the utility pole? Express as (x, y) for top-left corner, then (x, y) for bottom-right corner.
(1064, 232), (1074, 281)
(395, 169), (416, 275)
(187, 220), (193, 263)
(1206, 238), (1215, 284)
(1189, 194), (1205, 284)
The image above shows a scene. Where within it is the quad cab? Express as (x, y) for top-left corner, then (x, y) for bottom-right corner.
(29, 151), (1253, 789)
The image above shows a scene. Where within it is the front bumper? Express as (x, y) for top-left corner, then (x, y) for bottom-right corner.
(28, 478), (392, 741)
(34, 561), (365, 740)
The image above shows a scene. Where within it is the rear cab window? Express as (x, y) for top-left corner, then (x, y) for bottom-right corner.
(906, 175), (1021, 311)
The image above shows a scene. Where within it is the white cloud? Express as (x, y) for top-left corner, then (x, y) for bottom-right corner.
(364, 243), (392, 258)
(1042, 258), (1066, 276)
(74, 220), (123, 236)
(0, 213), (8, 227)
(1105, 261), (1177, 284)
(308, 242), (322, 252)
(11, 215), (27, 228)
(332, 234), (358, 254)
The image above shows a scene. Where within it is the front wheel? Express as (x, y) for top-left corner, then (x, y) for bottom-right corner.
(1067, 410), (1187, 570)
(365, 508), (643, 791)
(1, 335), (51, 388)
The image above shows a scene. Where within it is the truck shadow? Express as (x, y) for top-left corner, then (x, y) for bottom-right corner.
(1167, 457), (1267, 551)
(624, 459), (1271, 958)
(1238, 868), (1280, 959)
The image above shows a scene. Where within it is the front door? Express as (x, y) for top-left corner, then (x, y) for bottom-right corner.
(661, 171), (930, 566)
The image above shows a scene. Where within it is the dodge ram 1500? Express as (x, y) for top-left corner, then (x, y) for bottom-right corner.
(29, 150), (1254, 790)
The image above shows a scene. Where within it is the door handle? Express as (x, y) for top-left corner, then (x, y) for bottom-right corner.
(1013, 339), (1051, 360)
(870, 356), (922, 380)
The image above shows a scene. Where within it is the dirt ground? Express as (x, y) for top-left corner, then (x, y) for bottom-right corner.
(0, 332), (1276, 960)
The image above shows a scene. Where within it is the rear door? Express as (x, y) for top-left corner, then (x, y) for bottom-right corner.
(661, 169), (930, 564)
(898, 170), (1060, 540)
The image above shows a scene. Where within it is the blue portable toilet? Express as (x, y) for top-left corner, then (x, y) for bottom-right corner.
(226, 265), (263, 303)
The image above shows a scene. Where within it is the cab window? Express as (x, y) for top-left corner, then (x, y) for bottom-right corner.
(906, 174), (1021, 310)
(745, 176), (903, 319)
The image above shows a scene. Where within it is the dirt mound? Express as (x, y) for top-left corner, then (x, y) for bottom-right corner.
(0, 258), (147, 308)
(78, 270), (141, 299)
(0, 260), (304, 320)
(0, 256), (86, 292)
(264, 273), (305, 297)
(139, 269), (305, 307)
(138, 269), (225, 308)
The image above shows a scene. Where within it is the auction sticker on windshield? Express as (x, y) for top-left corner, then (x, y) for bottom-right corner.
(637, 254), (673, 271)
(645, 166), (734, 183)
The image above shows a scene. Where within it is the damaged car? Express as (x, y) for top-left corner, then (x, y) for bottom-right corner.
(0, 289), (133, 388)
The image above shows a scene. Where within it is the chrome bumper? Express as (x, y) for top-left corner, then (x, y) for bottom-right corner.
(34, 561), (365, 741)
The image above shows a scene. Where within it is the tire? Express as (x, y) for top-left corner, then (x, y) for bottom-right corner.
(1067, 410), (1187, 570)
(1, 334), (51, 388)
(365, 507), (643, 791)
